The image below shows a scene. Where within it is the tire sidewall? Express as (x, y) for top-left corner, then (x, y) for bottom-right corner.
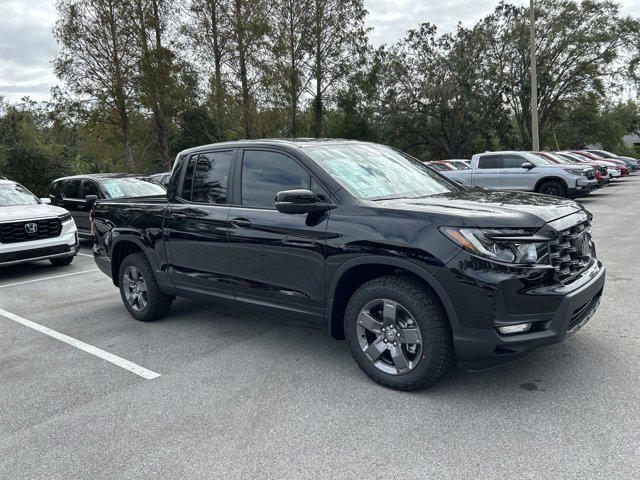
(540, 180), (566, 197)
(345, 278), (450, 389)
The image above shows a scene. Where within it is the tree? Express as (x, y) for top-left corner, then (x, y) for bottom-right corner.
(187, 0), (232, 140)
(226, 0), (271, 138)
(54, 0), (138, 170)
(265, 0), (314, 137)
(309, 0), (368, 137)
(483, 0), (639, 146)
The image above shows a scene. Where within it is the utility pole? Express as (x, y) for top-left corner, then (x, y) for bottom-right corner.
(530, 0), (540, 150)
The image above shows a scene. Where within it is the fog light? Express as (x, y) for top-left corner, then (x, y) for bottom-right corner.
(497, 323), (531, 335)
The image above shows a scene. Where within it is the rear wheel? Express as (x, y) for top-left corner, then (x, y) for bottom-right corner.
(49, 256), (74, 266)
(345, 275), (453, 390)
(118, 253), (172, 321)
(538, 180), (567, 197)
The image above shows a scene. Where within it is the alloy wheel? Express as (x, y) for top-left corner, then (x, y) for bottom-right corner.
(122, 266), (148, 311)
(356, 299), (423, 375)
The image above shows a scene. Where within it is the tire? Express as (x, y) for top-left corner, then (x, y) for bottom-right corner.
(344, 275), (453, 391)
(49, 256), (74, 266)
(537, 180), (567, 197)
(118, 253), (172, 322)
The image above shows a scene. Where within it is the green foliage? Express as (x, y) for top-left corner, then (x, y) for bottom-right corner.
(1, 0), (639, 195)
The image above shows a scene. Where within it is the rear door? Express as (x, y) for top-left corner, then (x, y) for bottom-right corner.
(226, 148), (331, 319)
(164, 150), (236, 297)
(500, 154), (535, 191)
(474, 155), (502, 188)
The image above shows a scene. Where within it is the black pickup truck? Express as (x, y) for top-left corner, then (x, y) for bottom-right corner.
(91, 139), (605, 390)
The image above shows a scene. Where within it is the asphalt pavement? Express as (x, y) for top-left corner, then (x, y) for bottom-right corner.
(1, 177), (639, 479)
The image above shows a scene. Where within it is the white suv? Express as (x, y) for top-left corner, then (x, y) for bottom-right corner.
(0, 179), (79, 267)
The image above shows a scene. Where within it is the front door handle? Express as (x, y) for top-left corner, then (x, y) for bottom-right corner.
(231, 217), (252, 227)
(172, 213), (187, 220)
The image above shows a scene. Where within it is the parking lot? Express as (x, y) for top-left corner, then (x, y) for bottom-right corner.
(0, 177), (638, 479)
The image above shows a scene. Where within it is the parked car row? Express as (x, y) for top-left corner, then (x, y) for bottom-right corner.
(431, 149), (637, 198)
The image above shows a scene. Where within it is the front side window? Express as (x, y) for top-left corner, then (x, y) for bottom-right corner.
(82, 181), (100, 197)
(101, 178), (166, 199)
(0, 183), (40, 207)
(62, 179), (82, 199)
(241, 150), (310, 208)
(303, 144), (456, 200)
(502, 155), (527, 169)
(191, 151), (233, 204)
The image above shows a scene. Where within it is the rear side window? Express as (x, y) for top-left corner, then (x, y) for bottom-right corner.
(62, 179), (82, 199)
(191, 151), (233, 204)
(180, 156), (197, 200)
(241, 150), (310, 208)
(478, 156), (502, 169)
(502, 155), (527, 168)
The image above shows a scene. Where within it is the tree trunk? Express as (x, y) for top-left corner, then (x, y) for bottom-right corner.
(289, 2), (298, 137)
(150, 0), (170, 167)
(234, 0), (252, 138)
(209, 0), (226, 140)
(313, 0), (322, 138)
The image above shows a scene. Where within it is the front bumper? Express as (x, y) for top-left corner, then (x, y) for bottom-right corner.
(0, 228), (79, 266)
(568, 178), (597, 197)
(438, 254), (605, 370)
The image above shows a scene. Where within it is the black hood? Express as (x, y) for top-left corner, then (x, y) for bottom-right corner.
(375, 189), (583, 228)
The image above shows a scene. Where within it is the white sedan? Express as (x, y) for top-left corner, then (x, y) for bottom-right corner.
(0, 179), (79, 267)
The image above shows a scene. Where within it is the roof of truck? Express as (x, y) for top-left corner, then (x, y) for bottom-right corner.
(176, 138), (377, 156)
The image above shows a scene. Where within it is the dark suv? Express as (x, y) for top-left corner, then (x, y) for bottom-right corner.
(49, 174), (166, 237)
(91, 140), (605, 390)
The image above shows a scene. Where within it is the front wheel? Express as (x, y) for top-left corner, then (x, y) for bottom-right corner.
(344, 275), (453, 391)
(538, 180), (567, 197)
(118, 253), (172, 321)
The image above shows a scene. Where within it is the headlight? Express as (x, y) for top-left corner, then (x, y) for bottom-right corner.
(563, 168), (586, 176)
(440, 227), (550, 264)
(58, 213), (72, 223)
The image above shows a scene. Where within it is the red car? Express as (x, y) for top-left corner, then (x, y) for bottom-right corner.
(573, 150), (629, 176)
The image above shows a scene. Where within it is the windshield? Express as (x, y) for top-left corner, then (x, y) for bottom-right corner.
(449, 161), (469, 170)
(101, 178), (166, 199)
(0, 183), (40, 207)
(534, 152), (567, 164)
(531, 154), (556, 166)
(303, 144), (457, 200)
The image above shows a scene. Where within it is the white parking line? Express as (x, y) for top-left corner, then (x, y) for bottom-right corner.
(77, 252), (93, 257)
(0, 269), (99, 289)
(0, 308), (161, 380)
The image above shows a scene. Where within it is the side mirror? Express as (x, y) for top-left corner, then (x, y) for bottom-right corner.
(521, 162), (535, 170)
(40, 197), (52, 204)
(85, 195), (99, 208)
(275, 189), (334, 214)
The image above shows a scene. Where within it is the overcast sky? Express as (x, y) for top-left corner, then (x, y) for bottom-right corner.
(1, 0), (639, 102)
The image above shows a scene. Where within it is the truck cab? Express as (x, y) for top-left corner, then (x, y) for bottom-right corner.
(442, 151), (598, 197)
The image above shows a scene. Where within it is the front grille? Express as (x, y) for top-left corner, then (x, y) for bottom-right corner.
(548, 221), (592, 283)
(0, 244), (70, 264)
(0, 218), (62, 244)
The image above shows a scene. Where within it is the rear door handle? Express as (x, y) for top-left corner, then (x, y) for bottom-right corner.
(231, 217), (252, 227)
(172, 213), (187, 220)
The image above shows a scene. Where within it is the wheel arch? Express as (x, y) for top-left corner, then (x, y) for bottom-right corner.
(110, 236), (148, 286)
(535, 176), (569, 193)
(325, 256), (459, 340)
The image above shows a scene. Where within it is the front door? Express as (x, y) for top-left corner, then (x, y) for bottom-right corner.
(500, 154), (535, 191)
(227, 149), (331, 319)
(165, 150), (235, 297)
